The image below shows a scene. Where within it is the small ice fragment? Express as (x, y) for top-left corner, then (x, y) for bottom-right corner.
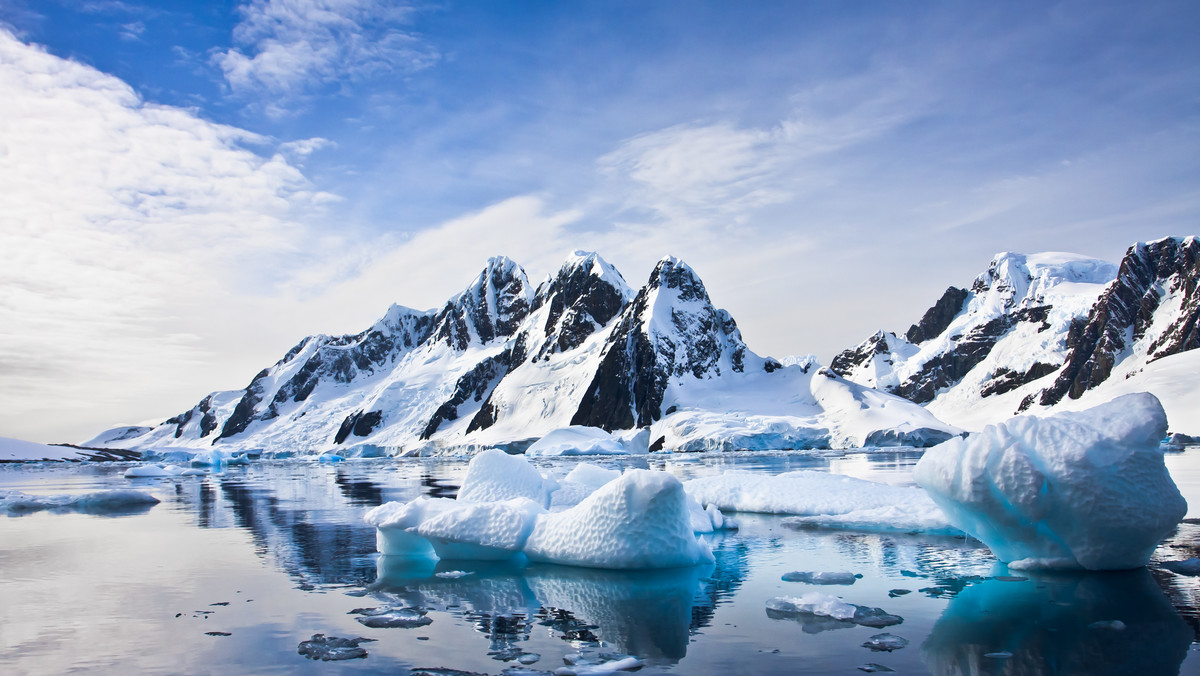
(296, 634), (373, 661)
(351, 607), (432, 629)
(435, 570), (472, 579)
(518, 654), (541, 664)
(205, 631), (231, 637)
(888, 589), (911, 597)
(766, 594), (902, 628)
(1088, 620), (1126, 631)
(503, 668), (553, 676)
(781, 571), (861, 585)
(984, 651), (1013, 659)
(1162, 558), (1200, 576)
(554, 655), (643, 675)
(180, 468), (206, 476)
(858, 665), (895, 673)
(862, 633), (909, 652)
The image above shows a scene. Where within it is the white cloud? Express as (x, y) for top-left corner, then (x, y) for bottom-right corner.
(0, 30), (343, 442)
(214, 0), (437, 106)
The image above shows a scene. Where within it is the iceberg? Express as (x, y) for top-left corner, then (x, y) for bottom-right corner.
(366, 452), (712, 569)
(913, 393), (1187, 570)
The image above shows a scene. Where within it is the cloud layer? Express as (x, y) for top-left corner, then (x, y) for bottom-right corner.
(215, 0), (437, 111)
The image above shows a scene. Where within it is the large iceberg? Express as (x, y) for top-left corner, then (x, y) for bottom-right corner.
(365, 452), (713, 569)
(913, 393), (1186, 570)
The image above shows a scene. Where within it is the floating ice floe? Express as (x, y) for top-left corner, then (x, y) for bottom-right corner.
(781, 571), (861, 585)
(365, 453), (714, 570)
(684, 470), (955, 534)
(123, 464), (186, 478)
(1, 489), (160, 515)
(914, 393), (1187, 570)
(296, 634), (373, 661)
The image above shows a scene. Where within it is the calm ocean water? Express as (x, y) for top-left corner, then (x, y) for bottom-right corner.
(2, 449), (1200, 675)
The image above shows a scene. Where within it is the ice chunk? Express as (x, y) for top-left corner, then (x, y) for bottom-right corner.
(781, 571), (861, 585)
(416, 497), (544, 560)
(525, 426), (641, 457)
(563, 463), (622, 489)
(766, 593), (857, 621)
(364, 497), (458, 557)
(525, 470), (714, 569)
(349, 606), (432, 628)
(687, 470), (954, 534)
(296, 634), (374, 661)
(1, 489), (159, 515)
(457, 449), (553, 507)
(766, 593), (902, 628)
(555, 653), (643, 675)
(862, 633), (908, 651)
(914, 393), (1187, 570)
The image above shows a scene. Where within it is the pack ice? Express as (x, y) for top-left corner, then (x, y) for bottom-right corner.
(364, 450), (714, 569)
(914, 393), (1186, 570)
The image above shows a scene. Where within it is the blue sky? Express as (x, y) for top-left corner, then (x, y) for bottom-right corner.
(1, 0), (1198, 442)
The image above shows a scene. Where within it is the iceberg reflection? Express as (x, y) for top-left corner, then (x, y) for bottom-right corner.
(922, 566), (1191, 675)
(372, 555), (713, 663)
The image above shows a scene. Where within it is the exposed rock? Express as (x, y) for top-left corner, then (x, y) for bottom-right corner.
(906, 286), (968, 344)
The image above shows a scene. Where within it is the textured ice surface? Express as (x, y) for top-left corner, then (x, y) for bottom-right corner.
(349, 606), (432, 628)
(123, 464), (183, 478)
(364, 497), (457, 558)
(416, 497), (544, 560)
(456, 449), (553, 507)
(914, 393), (1187, 570)
(686, 470), (953, 534)
(1, 489), (159, 515)
(525, 470), (713, 569)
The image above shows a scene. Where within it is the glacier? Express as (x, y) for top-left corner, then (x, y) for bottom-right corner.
(914, 392), (1187, 570)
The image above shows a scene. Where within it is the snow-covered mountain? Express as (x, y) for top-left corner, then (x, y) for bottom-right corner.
(831, 237), (1200, 433)
(90, 251), (960, 455)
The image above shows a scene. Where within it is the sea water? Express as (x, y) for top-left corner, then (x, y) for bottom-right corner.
(2, 449), (1200, 675)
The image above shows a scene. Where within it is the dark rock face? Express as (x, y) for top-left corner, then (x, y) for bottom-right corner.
(430, 257), (530, 351)
(571, 257), (747, 431)
(906, 287), (969, 344)
(529, 252), (629, 360)
(830, 331), (902, 377)
(894, 307), (1051, 404)
(165, 394), (221, 439)
(979, 362), (1059, 398)
(334, 410), (383, 445)
(1039, 238), (1200, 406)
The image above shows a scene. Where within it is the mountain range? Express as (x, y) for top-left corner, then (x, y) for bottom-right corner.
(831, 236), (1199, 433)
(88, 238), (1199, 456)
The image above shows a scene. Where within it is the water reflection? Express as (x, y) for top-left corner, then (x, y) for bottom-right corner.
(922, 567), (1191, 675)
(372, 555), (715, 664)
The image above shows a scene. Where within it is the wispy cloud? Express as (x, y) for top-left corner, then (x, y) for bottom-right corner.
(214, 0), (437, 113)
(0, 29), (341, 441)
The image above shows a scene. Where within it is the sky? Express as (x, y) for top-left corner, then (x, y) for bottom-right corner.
(1, 0), (1198, 443)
